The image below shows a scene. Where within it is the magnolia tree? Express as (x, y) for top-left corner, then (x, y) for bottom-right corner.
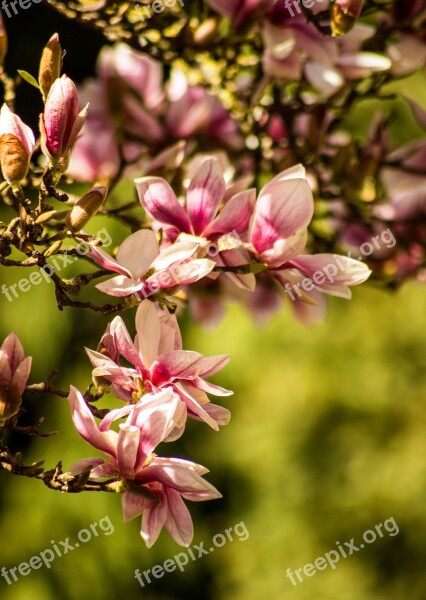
(0, 0), (425, 548)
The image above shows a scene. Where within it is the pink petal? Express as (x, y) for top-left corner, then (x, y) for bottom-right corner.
(202, 403), (231, 426)
(116, 229), (159, 279)
(122, 491), (149, 522)
(135, 176), (191, 232)
(186, 159), (226, 235)
(89, 244), (131, 277)
(67, 386), (116, 457)
(69, 458), (115, 478)
(140, 460), (222, 500)
(174, 382), (220, 430)
(193, 376), (233, 397)
(289, 254), (371, 286)
(337, 52), (391, 79)
(305, 63), (344, 96)
(217, 249), (256, 291)
(141, 491), (168, 548)
(0, 351), (12, 384)
(130, 389), (183, 469)
(151, 351), (205, 386)
(0, 104), (35, 157)
(164, 488), (194, 547)
(258, 228), (308, 268)
(204, 189), (256, 238)
(158, 313), (182, 354)
(250, 178), (314, 256)
(135, 300), (161, 366)
(110, 317), (141, 367)
(100, 406), (134, 432)
(150, 241), (198, 271)
(196, 355), (231, 377)
(117, 424), (140, 479)
(1, 332), (25, 372)
(96, 276), (142, 297)
(12, 356), (32, 394)
(143, 259), (215, 294)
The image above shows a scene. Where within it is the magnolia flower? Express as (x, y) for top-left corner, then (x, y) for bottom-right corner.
(374, 139), (426, 221)
(68, 44), (240, 182)
(166, 70), (242, 149)
(136, 158), (256, 290)
(0, 333), (32, 423)
(86, 300), (231, 432)
(68, 386), (221, 547)
(40, 75), (88, 161)
(90, 229), (215, 298)
(136, 158), (255, 242)
(0, 104), (35, 185)
(263, 10), (390, 97)
(247, 165), (371, 321)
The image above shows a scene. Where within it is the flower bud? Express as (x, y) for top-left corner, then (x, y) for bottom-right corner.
(0, 134), (29, 185)
(331, 0), (363, 36)
(0, 383), (22, 425)
(66, 185), (108, 232)
(0, 14), (7, 66)
(40, 75), (88, 161)
(39, 33), (63, 102)
(0, 105), (35, 185)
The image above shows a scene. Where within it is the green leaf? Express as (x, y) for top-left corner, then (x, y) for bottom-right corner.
(18, 70), (40, 90)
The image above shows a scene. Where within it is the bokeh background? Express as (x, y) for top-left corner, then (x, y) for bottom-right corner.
(1, 6), (426, 600)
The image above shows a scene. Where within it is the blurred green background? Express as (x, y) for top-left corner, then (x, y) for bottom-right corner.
(1, 6), (426, 600)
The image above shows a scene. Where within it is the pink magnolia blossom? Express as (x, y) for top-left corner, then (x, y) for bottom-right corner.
(68, 386), (221, 547)
(166, 70), (242, 149)
(263, 10), (390, 96)
(247, 165), (371, 319)
(89, 229), (215, 298)
(68, 44), (240, 182)
(40, 75), (88, 161)
(0, 332), (32, 394)
(0, 104), (35, 184)
(136, 158), (256, 291)
(0, 104), (35, 158)
(374, 139), (426, 222)
(86, 300), (231, 432)
(136, 158), (255, 242)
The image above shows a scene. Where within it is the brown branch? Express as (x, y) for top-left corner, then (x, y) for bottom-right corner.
(0, 451), (124, 494)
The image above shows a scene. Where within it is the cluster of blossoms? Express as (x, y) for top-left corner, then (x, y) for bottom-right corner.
(69, 298), (233, 547)
(0, 0), (425, 547)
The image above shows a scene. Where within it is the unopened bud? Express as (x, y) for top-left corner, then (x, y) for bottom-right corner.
(66, 186), (108, 232)
(0, 383), (22, 425)
(44, 239), (63, 257)
(40, 75), (88, 161)
(331, 0), (363, 36)
(39, 33), (63, 102)
(0, 133), (30, 185)
(35, 209), (60, 224)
